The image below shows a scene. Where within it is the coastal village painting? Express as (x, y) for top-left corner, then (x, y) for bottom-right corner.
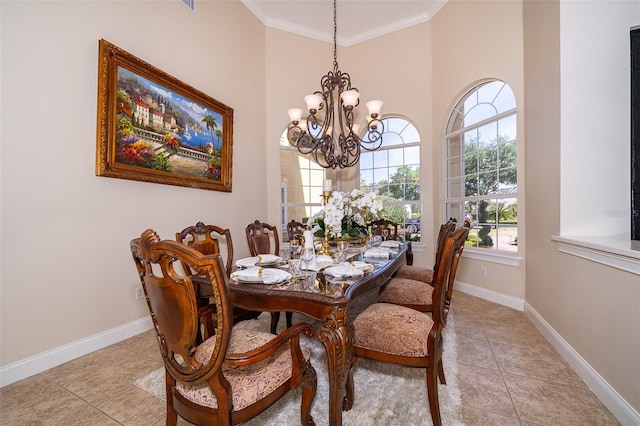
(96, 39), (233, 192)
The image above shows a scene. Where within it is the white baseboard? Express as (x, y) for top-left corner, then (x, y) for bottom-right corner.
(455, 280), (525, 311)
(0, 317), (153, 388)
(525, 303), (640, 426)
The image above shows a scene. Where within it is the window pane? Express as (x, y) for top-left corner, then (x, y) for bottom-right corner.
(447, 135), (462, 157)
(465, 103), (497, 127)
(401, 124), (420, 143)
(388, 148), (404, 167)
(404, 146), (420, 166)
(373, 150), (388, 168)
(380, 132), (403, 147)
(498, 115), (516, 141)
(360, 151), (373, 169)
(494, 84), (516, 112)
(478, 171), (498, 195)
(360, 168), (374, 186)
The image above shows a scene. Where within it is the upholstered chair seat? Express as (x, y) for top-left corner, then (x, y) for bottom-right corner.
(377, 277), (434, 308)
(177, 329), (311, 411)
(352, 303), (433, 358)
(393, 265), (434, 283)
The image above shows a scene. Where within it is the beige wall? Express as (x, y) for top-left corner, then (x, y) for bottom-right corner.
(524, 0), (640, 414)
(430, 0), (526, 299)
(1, 1), (266, 365)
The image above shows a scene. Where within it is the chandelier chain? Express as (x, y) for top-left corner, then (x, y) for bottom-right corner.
(333, 0), (338, 69)
(286, 0), (384, 169)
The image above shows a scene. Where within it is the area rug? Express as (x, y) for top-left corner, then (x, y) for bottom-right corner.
(135, 295), (464, 426)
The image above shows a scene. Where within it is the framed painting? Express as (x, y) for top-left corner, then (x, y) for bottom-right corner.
(96, 39), (233, 192)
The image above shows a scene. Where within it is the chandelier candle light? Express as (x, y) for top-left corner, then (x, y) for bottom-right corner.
(286, 0), (384, 169)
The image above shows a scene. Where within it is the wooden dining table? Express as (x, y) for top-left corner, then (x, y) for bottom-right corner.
(228, 243), (407, 426)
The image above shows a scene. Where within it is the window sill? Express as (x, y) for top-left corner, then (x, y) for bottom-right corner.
(462, 248), (521, 267)
(551, 235), (640, 276)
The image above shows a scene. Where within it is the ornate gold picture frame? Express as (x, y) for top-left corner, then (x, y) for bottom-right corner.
(96, 39), (233, 192)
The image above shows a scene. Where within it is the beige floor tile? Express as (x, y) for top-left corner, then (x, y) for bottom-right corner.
(65, 408), (122, 425)
(51, 352), (161, 407)
(41, 345), (140, 385)
(455, 334), (500, 371)
(448, 313), (486, 340)
(456, 363), (518, 418)
(491, 341), (587, 388)
(483, 320), (549, 348)
(503, 373), (619, 425)
(460, 405), (521, 425)
(117, 329), (163, 362)
(97, 384), (165, 425)
(0, 375), (100, 425)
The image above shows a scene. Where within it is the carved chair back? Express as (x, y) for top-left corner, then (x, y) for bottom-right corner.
(245, 220), (280, 256)
(286, 219), (305, 243)
(176, 221), (234, 277)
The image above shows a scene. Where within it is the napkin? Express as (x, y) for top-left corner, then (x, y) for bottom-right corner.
(363, 247), (391, 258)
(324, 263), (365, 278)
(235, 254), (281, 268)
(231, 267), (291, 284)
(349, 261), (374, 273)
(381, 240), (400, 248)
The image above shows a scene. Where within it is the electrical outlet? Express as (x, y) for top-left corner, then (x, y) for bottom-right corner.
(135, 286), (145, 300)
(480, 266), (488, 276)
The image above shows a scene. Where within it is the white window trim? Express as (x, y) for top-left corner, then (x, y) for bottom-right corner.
(552, 235), (640, 276)
(443, 82), (518, 256)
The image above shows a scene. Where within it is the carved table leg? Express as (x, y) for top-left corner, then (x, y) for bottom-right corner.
(317, 306), (354, 426)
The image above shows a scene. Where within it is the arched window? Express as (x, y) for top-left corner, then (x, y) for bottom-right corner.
(444, 80), (518, 252)
(360, 116), (421, 241)
(279, 130), (337, 241)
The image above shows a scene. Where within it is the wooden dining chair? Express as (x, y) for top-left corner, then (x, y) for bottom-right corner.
(177, 222), (260, 342)
(286, 219), (305, 243)
(245, 220), (291, 334)
(367, 218), (399, 240)
(379, 220), (468, 325)
(130, 229), (317, 426)
(394, 218), (457, 283)
(346, 226), (468, 426)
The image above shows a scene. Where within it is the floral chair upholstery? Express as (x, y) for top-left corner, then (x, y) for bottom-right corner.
(130, 229), (317, 426)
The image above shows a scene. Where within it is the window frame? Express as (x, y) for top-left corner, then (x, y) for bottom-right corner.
(359, 115), (422, 242)
(443, 80), (519, 255)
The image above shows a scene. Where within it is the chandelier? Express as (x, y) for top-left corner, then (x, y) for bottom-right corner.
(286, 0), (384, 169)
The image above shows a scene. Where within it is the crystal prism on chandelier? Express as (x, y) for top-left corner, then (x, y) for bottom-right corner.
(286, 0), (384, 169)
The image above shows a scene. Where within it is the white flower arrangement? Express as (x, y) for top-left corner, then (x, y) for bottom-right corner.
(311, 189), (382, 239)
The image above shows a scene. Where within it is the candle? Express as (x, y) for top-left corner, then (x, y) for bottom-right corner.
(323, 179), (332, 192)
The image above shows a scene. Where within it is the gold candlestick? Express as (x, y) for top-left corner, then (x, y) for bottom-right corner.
(319, 192), (331, 255)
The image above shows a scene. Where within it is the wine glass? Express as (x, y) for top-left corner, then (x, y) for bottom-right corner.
(300, 247), (314, 277)
(290, 239), (301, 259)
(381, 229), (389, 241)
(279, 248), (291, 266)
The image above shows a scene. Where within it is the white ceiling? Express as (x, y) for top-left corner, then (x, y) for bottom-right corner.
(240, 0), (448, 46)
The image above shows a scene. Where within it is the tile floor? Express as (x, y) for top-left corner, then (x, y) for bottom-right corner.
(0, 291), (619, 425)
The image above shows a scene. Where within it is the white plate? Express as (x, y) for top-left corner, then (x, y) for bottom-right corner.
(231, 267), (291, 284)
(235, 255), (282, 268)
